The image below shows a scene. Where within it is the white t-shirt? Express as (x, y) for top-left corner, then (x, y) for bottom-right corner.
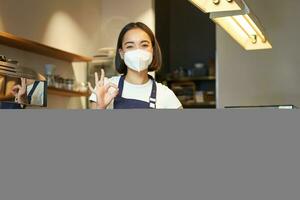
(89, 76), (182, 109)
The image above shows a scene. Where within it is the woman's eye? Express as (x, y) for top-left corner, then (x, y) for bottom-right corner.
(142, 44), (149, 48)
(126, 46), (133, 49)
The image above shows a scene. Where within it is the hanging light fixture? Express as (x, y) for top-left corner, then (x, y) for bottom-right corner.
(210, 1), (272, 50)
(188, 0), (244, 13)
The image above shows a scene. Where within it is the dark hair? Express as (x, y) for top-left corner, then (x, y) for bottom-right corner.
(115, 22), (162, 74)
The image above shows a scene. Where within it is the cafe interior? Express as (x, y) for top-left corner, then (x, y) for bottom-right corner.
(0, 0), (299, 109)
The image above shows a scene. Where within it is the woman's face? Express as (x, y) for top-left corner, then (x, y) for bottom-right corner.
(119, 28), (153, 58)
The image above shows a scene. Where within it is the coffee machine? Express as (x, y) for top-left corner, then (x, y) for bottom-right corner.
(88, 48), (118, 87)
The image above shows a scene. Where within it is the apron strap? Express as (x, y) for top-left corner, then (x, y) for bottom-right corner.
(148, 75), (157, 109)
(116, 75), (126, 99)
(27, 81), (39, 104)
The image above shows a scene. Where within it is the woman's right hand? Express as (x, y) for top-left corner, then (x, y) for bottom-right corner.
(88, 69), (119, 109)
(11, 78), (28, 105)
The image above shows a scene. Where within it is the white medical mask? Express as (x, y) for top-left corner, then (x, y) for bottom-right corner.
(124, 49), (153, 72)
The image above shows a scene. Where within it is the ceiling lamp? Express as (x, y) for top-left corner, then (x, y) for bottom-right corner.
(210, 2), (272, 50)
(188, 0), (244, 13)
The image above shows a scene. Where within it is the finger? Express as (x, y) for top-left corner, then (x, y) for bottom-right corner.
(107, 89), (119, 101)
(21, 78), (26, 86)
(94, 72), (99, 85)
(12, 85), (18, 91)
(104, 77), (109, 85)
(99, 68), (105, 86)
(12, 85), (21, 91)
(110, 83), (118, 89)
(111, 89), (119, 97)
(10, 90), (17, 96)
(104, 82), (118, 89)
(88, 82), (95, 93)
(11, 86), (21, 96)
(104, 83), (119, 93)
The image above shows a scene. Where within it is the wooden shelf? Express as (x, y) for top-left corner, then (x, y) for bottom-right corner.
(48, 87), (90, 97)
(0, 31), (92, 62)
(166, 76), (216, 82)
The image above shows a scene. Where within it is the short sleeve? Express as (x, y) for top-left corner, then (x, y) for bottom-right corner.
(89, 93), (97, 102)
(159, 85), (182, 109)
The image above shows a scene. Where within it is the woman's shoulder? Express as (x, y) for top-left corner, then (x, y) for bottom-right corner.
(155, 82), (172, 92)
(155, 81), (182, 108)
(155, 82), (177, 98)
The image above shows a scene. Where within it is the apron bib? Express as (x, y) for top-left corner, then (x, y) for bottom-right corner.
(113, 75), (157, 109)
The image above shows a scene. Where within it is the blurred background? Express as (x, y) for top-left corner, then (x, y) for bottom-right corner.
(0, 0), (299, 109)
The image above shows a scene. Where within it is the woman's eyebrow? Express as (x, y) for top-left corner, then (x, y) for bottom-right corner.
(140, 40), (150, 44)
(124, 41), (134, 45)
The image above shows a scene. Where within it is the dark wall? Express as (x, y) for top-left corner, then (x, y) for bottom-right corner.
(154, 0), (170, 76)
(155, 0), (216, 76)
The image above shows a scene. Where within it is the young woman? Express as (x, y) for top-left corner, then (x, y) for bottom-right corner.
(89, 22), (182, 109)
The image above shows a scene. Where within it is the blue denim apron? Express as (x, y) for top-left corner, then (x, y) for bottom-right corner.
(0, 102), (22, 109)
(113, 75), (157, 109)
